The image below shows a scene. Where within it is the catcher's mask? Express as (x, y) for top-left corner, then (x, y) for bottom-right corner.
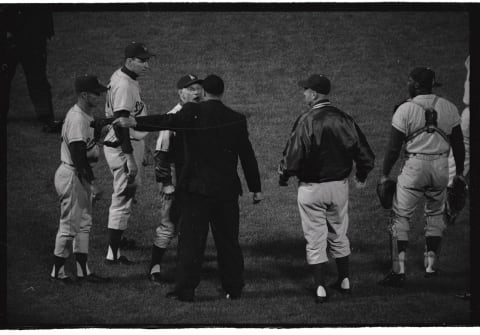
(376, 179), (397, 209)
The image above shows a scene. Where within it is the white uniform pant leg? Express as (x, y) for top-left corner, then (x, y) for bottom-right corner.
(391, 157), (426, 241)
(154, 196), (176, 248)
(424, 156), (449, 237)
(326, 179), (351, 259)
(298, 182), (329, 264)
(131, 139), (145, 185)
(53, 165), (92, 257)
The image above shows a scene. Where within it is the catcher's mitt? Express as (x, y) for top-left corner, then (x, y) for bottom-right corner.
(376, 179), (397, 209)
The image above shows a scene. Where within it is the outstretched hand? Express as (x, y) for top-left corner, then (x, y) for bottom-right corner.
(113, 117), (137, 128)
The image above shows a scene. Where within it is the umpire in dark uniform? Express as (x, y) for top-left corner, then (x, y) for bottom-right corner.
(113, 74), (263, 302)
(2, 5), (62, 133)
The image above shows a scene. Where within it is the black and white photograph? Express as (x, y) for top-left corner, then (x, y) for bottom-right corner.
(2, 1), (478, 328)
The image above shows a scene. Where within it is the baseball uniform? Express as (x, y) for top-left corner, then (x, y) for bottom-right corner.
(103, 67), (148, 261)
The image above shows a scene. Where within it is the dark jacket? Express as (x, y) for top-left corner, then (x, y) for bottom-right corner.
(135, 99), (261, 199)
(280, 100), (375, 183)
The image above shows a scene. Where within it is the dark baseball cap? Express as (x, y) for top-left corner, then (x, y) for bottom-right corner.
(202, 74), (224, 95)
(177, 74), (203, 89)
(298, 74), (331, 94)
(75, 75), (108, 95)
(124, 42), (155, 60)
(410, 67), (442, 89)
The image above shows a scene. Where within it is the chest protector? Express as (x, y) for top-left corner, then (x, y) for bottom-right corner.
(405, 96), (450, 144)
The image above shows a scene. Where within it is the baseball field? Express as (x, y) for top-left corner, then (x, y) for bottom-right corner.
(5, 6), (473, 326)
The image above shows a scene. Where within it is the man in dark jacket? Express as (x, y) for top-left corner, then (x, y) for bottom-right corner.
(278, 74), (375, 303)
(113, 74), (263, 302)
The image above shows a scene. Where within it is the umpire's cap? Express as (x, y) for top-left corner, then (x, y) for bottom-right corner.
(177, 74), (203, 89)
(203, 75), (224, 95)
(298, 74), (331, 94)
(125, 42), (155, 60)
(75, 75), (108, 95)
(410, 67), (442, 89)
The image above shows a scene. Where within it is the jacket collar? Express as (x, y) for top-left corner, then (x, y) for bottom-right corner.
(121, 66), (138, 80)
(311, 99), (331, 110)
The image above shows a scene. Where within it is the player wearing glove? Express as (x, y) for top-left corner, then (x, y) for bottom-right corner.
(279, 74), (375, 303)
(379, 67), (465, 286)
(102, 42), (154, 265)
(50, 75), (110, 284)
(148, 74), (204, 283)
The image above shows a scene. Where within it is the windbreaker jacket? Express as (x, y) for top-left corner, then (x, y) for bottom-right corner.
(280, 100), (375, 183)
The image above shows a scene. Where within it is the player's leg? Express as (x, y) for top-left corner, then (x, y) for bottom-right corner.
(18, 38), (56, 127)
(297, 182), (329, 303)
(380, 158), (424, 286)
(150, 193), (176, 281)
(423, 157), (449, 277)
(103, 146), (137, 264)
(51, 165), (77, 282)
(210, 198), (244, 299)
(325, 179), (351, 293)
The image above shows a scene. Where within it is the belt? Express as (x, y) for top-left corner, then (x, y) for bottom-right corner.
(61, 161), (76, 170)
(405, 152), (448, 160)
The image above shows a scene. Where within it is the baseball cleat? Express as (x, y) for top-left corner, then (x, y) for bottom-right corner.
(379, 271), (406, 287)
(50, 275), (79, 285)
(315, 285), (328, 304)
(225, 292), (241, 300)
(149, 272), (162, 283)
(79, 273), (112, 283)
(105, 255), (134, 265)
(330, 281), (352, 294)
(42, 120), (63, 133)
(455, 292), (471, 300)
(424, 270), (438, 278)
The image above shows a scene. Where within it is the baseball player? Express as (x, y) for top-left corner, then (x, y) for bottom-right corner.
(102, 42), (154, 264)
(379, 67), (465, 286)
(149, 74), (204, 282)
(446, 55), (470, 225)
(50, 75), (110, 283)
(278, 74), (375, 303)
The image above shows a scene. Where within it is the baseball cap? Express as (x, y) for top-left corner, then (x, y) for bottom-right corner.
(177, 74), (203, 89)
(124, 42), (155, 60)
(202, 74), (224, 95)
(75, 75), (108, 95)
(298, 74), (331, 94)
(409, 67), (442, 89)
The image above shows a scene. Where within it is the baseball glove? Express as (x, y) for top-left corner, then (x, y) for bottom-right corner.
(376, 178), (396, 209)
(447, 175), (468, 213)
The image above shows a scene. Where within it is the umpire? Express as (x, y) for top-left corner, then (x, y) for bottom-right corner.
(113, 74), (263, 302)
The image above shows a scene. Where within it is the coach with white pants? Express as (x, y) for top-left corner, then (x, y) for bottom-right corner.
(279, 74), (375, 303)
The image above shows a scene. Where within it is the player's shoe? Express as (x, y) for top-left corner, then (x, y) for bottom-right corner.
(330, 279), (352, 294)
(50, 275), (78, 285)
(149, 272), (163, 283)
(225, 290), (242, 300)
(314, 285), (328, 304)
(42, 120), (63, 133)
(379, 271), (406, 287)
(105, 255), (134, 265)
(424, 270), (438, 278)
(78, 273), (112, 283)
(455, 292), (471, 300)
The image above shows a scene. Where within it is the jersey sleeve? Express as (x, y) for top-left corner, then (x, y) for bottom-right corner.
(111, 84), (135, 113)
(391, 103), (407, 134)
(65, 112), (90, 144)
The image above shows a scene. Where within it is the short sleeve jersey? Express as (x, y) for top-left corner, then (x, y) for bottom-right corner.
(105, 68), (148, 141)
(60, 104), (99, 165)
(392, 94), (460, 154)
(155, 103), (183, 151)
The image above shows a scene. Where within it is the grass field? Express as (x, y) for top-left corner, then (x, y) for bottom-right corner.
(5, 7), (473, 326)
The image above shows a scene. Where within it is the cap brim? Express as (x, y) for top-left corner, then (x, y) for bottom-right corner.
(181, 79), (203, 88)
(298, 80), (309, 88)
(137, 51), (155, 60)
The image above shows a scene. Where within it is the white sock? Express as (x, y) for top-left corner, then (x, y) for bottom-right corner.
(426, 251), (436, 273)
(316, 285), (327, 297)
(150, 264), (160, 275)
(106, 246), (121, 260)
(398, 251), (406, 274)
(76, 262), (91, 277)
(51, 265), (67, 279)
(340, 277), (350, 289)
